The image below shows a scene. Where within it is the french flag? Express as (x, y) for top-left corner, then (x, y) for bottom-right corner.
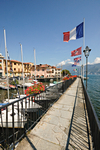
(63, 22), (83, 42)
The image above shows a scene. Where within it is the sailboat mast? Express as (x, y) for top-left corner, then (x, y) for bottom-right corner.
(4, 29), (9, 101)
(20, 43), (25, 94)
(34, 49), (36, 80)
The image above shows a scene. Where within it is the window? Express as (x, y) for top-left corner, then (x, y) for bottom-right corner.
(14, 68), (16, 71)
(52, 70), (54, 73)
(42, 69), (44, 71)
(37, 69), (39, 71)
(14, 63), (16, 65)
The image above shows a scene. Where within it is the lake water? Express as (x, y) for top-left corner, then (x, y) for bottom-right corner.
(84, 74), (100, 121)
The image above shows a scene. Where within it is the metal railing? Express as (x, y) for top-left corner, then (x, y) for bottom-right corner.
(81, 78), (100, 150)
(0, 77), (76, 149)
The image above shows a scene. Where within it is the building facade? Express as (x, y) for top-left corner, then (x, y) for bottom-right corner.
(0, 53), (61, 78)
(0, 53), (34, 77)
(31, 64), (61, 78)
(0, 53), (4, 77)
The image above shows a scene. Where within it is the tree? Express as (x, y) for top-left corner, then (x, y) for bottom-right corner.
(61, 69), (71, 77)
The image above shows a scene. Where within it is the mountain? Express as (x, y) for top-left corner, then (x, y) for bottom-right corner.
(87, 63), (100, 75)
(58, 63), (100, 75)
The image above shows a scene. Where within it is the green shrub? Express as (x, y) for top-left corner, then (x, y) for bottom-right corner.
(11, 79), (19, 85)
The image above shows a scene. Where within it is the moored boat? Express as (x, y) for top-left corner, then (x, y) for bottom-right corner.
(9, 84), (16, 89)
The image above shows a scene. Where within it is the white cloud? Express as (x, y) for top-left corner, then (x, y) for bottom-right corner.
(67, 59), (71, 62)
(88, 57), (100, 65)
(93, 57), (100, 64)
(68, 61), (73, 64)
(87, 62), (91, 64)
(57, 61), (66, 66)
(57, 59), (73, 66)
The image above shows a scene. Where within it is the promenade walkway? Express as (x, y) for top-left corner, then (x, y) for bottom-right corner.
(16, 78), (92, 150)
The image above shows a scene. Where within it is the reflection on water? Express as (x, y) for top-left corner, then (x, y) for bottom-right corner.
(0, 88), (24, 102)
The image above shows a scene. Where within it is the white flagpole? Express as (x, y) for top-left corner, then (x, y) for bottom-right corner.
(20, 43), (25, 94)
(81, 47), (82, 78)
(83, 18), (85, 82)
(4, 29), (9, 101)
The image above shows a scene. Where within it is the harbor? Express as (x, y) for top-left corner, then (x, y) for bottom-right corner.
(0, 1), (100, 150)
(0, 77), (75, 148)
(0, 76), (100, 149)
(0, 77), (56, 102)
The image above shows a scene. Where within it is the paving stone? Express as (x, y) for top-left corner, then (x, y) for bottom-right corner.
(36, 138), (62, 150)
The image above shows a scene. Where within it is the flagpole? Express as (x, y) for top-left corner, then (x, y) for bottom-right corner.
(83, 18), (85, 82)
(20, 43), (25, 94)
(4, 29), (9, 101)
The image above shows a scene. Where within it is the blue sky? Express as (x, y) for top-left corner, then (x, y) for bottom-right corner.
(0, 0), (100, 67)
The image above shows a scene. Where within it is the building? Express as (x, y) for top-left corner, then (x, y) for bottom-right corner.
(0, 53), (4, 77)
(0, 53), (61, 78)
(23, 62), (33, 77)
(0, 53), (34, 77)
(4, 59), (22, 77)
(31, 64), (61, 78)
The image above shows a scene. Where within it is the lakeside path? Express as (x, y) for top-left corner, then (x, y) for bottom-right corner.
(15, 78), (92, 150)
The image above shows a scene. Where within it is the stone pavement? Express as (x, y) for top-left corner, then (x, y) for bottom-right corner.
(15, 78), (92, 150)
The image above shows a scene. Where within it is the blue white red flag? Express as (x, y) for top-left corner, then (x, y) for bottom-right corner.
(74, 62), (79, 65)
(72, 64), (76, 67)
(63, 22), (83, 42)
(74, 56), (81, 63)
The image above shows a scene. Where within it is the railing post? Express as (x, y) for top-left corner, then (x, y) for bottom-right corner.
(6, 106), (8, 146)
(24, 97), (27, 135)
(17, 101), (19, 128)
(12, 103), (15, 149)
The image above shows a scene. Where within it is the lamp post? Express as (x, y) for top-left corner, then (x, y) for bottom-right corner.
(83, 46), (91, 89)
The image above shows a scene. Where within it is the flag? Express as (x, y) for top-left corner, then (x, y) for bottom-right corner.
(72, 64), (76, 67)
(74, 56), (81, 63)
(71, 47), (82, 57)
(63, 22), (83, 42)
(75, 68), (77, 72)
(74, 62), (79, 65)
(73, 68), (77, 72)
